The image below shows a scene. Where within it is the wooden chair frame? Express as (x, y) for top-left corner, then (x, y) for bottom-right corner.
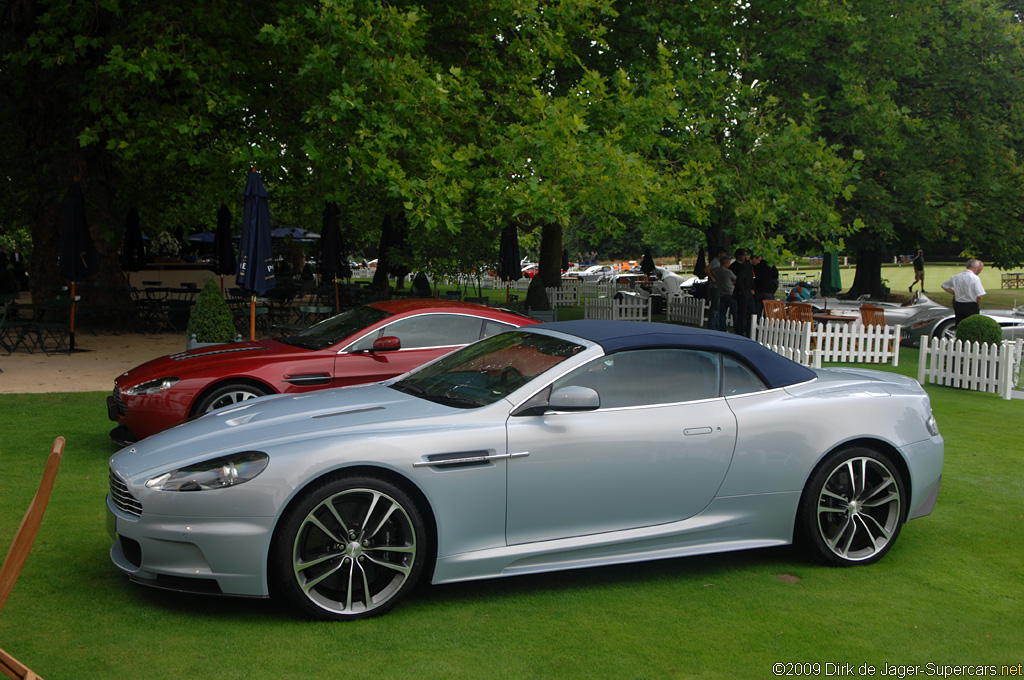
(1, 437), (65, 680)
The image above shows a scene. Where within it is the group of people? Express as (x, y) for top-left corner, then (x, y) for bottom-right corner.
(705, 247), (779, 335)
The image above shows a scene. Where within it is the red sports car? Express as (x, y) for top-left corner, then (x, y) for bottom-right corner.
(107, 299), (536, 445)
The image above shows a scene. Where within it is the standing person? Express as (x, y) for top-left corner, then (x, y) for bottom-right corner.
(910, 249), (926, 293)
(942, 259), (986, 324)
(712, 256), (737, 332)
(751, 254), (779, 316)
(11, 246), (27, 291)
(704, 246), (728, 330)
(730, 248), (754, 337)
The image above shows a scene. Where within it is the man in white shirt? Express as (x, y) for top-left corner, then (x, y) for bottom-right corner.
(941, 259), (986, 324)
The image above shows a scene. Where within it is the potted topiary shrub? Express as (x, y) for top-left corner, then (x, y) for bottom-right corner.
(186, 279), (239, 349)
(411, 271), (432, 298)
(954, 314), (1002, 345)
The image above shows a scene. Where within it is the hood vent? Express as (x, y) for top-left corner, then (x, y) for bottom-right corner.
(312, 406), (386, 419)
(170, 346), (269, 361)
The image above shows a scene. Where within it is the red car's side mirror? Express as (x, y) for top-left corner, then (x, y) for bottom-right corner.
(372, 336), (401, 351)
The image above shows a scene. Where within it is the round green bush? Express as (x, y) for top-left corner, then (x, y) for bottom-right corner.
(187, 279), (237, 344)
(955, 314), (1002, 345)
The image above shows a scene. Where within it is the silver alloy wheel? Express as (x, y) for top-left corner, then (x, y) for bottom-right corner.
(936, 319), (958, 342)
(203, 386), (264, 412)
(291, 487), (418, 616)
(815, 456), (902, 561)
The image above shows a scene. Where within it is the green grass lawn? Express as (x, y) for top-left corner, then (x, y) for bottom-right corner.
(1, 363), (1022, 679)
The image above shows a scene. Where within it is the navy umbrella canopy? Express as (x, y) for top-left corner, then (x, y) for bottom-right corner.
(692, 246), (706, 278)
(120, 206), (146, 272)
(236, 171), (276, 339)
(236, 171), (276, 296)
(58, 179), (98, 351)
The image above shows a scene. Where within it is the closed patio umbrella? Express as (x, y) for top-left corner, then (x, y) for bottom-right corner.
(120, 206), (146, 273)
(497, 225), (522, 303)
(319, 202), (349, 312)
(57, 179), (98, 351)
(213, 204), (237, 293)
(236, 171), (276, 339)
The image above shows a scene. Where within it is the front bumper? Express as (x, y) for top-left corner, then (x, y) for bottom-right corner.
(107, 494), (275, 598)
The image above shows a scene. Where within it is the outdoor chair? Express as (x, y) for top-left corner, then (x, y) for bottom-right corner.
(1, 436), (65, 680)
(761, 299), (787, 321)
(859, 304), (893, 359)
(787, 302), (814, 324)
(860, 304), (887, 327)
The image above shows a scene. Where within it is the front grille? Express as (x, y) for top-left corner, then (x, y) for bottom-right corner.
(109, 469), (143, 517)
(111, 387), (127, 416)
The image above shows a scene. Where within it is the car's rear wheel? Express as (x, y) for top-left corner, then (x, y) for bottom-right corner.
(195, 382), (270, 414)
(798, 447), (906, 566)
(271, 476), (426, 620)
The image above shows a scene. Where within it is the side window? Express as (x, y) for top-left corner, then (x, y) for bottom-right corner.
(550, 349), (721, 409)
(722, 354), (766, 396)
(481, 319), (515, 339)
(348, 314), (486, 351)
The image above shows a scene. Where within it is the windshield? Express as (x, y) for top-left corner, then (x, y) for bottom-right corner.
(278, 305), (391, 350)
(391, 330), (585, 408)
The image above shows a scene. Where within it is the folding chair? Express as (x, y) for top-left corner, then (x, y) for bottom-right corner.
(1, 437), (65, 680)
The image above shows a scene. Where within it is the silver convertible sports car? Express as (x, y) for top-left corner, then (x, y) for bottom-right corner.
(106, 321), (944, 620)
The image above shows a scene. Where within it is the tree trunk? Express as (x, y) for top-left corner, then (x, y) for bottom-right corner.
(539, 222), (563, 288)
(849, 247), (889, 299)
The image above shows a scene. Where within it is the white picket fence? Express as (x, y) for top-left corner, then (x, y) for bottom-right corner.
(917, 337), (1023, 400)
(546, 285), (581, 307)
(666, 296), (707, 327)
(584, 296), (652, 322)
(751, 318), (902, 368)
(752, 319), (814, 365)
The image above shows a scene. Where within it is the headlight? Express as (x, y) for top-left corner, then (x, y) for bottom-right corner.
(146, 451), (269, 491)
(122, 378), (180, 396)
(926, 414), (940, 437)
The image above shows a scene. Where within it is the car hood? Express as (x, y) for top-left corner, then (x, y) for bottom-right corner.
(111, 383), (458, 474)
(114, 340), (292, 387)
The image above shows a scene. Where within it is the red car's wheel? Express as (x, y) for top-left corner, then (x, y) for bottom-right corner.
(195, 382), (271, 414)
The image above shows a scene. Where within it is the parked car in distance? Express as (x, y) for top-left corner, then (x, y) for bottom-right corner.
(106, 299), (537, 445)
(107, 320), (943, 620)
(800, 292), (1024, 346)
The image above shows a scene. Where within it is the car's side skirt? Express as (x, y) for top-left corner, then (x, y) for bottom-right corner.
(431, 491), (799, 585)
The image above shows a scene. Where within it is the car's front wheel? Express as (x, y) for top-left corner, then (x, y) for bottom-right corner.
(798, 447), (906, 566)
(195, 382), (271, 414)
(934, 319), (957, 342)
(270, 476), (427, 620)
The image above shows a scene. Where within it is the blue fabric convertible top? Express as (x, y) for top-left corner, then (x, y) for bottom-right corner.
(539, 320), (817, 389)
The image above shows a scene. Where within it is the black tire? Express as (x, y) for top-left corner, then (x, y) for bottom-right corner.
(798, 447), (907, 566)
(270, 475), (427, 620)
(934, 319), (957, 342)
(194, 382), (271, 414)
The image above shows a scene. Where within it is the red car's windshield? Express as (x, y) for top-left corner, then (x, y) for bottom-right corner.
(278, 305), (391, 350)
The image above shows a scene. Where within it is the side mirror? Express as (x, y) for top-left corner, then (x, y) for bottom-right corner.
(372, 336), (401, 351)
(549, 386), (600, 411)
(511, 385), (600, 416)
